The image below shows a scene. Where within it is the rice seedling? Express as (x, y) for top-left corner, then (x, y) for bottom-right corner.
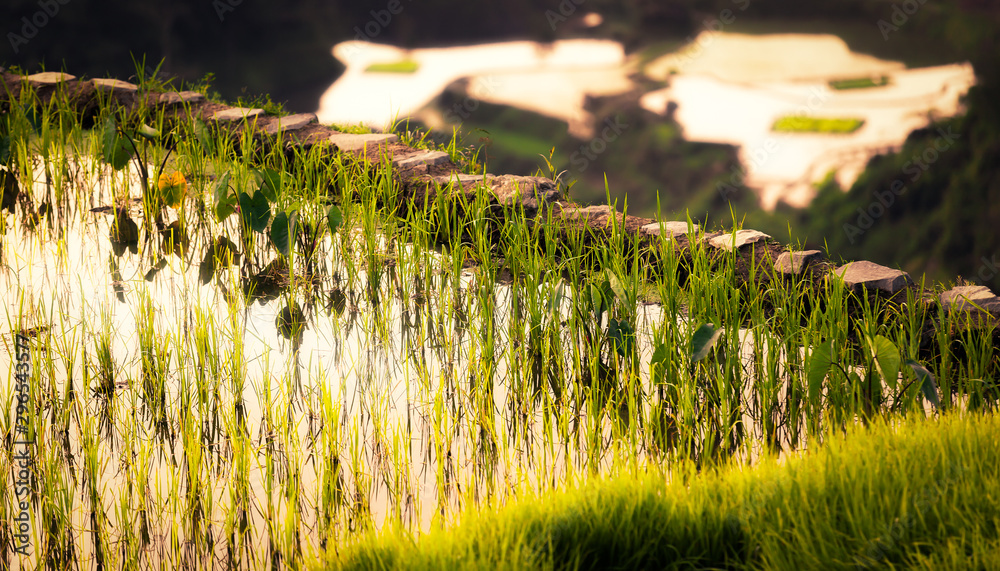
(0, 69), (995, 570)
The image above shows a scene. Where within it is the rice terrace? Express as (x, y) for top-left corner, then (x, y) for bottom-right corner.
(0, 60), (999, 571)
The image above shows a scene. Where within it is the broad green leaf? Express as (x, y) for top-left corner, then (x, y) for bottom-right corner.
(869, 335), (901, 389)
(606, 270), (628, 303)
(256, 168), (283, 203)
(199, 248), (216, 285)
(690, 323), (723, 362)
(275, 302), (306, 341)
(807, 341), (835, 403)
(0, 133), (11, 165)
(269, 210), (298, 257)
(158, 171), (187, 209)
(213, 172), (237, 221)
(138, 124), (160, 140)
(326, 205), (343, 235)
(24, 104), (42, 133)
(590, 278), (614, 324)
(193, 119), (213, 151)
(545, 282), (566, 315)
(102, 118), (132, 171)
(238, 190), (270, 233)
(906, 359), (941, 409)
(650, 342), (670, 383)
(608, 318), (636, 358)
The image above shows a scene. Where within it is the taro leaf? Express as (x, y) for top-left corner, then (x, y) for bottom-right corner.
(256, 168), (283, 203)
(137, 124), (160, 140)
(0, 133), (11, 165)
(545, 282), (566, 315)
(608, 318), (635, 358)
(590, 278), (614, 324)
(326, 204), (343, 235)
(199, 248), (216, 285)
(158, 172), (186, 209)
(1, 170), (19, 213)
(329, 288), (347, 315)
(276, 302), (306, 341)
(807, 341), (835, 403)
(24, 104), (42, 133)
(102, 118), (133, 171)
(606, 270), (628, 303)
(238, 190), (270, 233)
(213, 172), (237, 222)
(869, 335), (901, 389)
(193, 119), (213, 152)
(650, 342), (669, 383)
(905, 359), (941, 409)
(269, 210), (298, 257)
(690, 323), (723, 362)
(213, 236), (240, 266)
(144, 257), (168, 282)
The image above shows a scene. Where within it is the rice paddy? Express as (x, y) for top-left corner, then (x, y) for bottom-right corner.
(0, 74), (997, 570)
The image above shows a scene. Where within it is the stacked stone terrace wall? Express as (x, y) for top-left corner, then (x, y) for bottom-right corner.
(2, 71), (998, 358)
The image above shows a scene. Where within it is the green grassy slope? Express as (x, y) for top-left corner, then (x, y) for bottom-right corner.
(318, 412), (1000, 570)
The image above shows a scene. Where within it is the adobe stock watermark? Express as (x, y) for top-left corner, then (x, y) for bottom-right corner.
(877, 0), (930, 41)
(443, 76), (502, 124)
(669, 0), (752, 72)
(545, 0), (587, 30)
(842, 126), (960, 244)
(213, 0), (244, 22)
(7, 0), (71, 55)
(12, 333), (36, 556)
(344, 0), (414, 59)
(568, 114), (629, 173)
(968, 254), (1000, 287)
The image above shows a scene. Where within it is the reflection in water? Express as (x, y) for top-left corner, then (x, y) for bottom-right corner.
(1, 159), (916, 568)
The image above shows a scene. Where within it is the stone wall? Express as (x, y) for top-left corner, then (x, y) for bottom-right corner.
(2, 70), (998, 354)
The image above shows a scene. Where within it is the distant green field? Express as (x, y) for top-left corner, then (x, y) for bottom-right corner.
(830, 75), (890, 90)
(364, 60), (420, 74)
(773, 116), (865, 134)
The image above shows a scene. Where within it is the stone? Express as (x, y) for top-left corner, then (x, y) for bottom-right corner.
(420, 174), (559, 209)
(487, 175), (560, 208)
(393, 150), (451, 169)
(833, 260), (913, 294)
(26, 72), (75, 85)
(262, 113), (316, 135)
(641, 220), (699, 238)
(328, 132), (399, 152)
(709, 229), (771, 251)
(430, 173), (486, 188)
(93, 78), (138, 92)
(939, 285), (1000, 316)
(775, 250), (823, 275)
(159, 91), (206, 105)
(212, 107), (263, 122)
(560, 205), (611, 220)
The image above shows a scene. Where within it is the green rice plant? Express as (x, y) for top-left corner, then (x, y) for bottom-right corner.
(320, 412), (1000, 571)
(79, 411), (111, 569)
(3, 68), (998, 569)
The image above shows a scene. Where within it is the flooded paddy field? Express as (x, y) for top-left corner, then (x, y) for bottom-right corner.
(0, 80), (996, 570)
